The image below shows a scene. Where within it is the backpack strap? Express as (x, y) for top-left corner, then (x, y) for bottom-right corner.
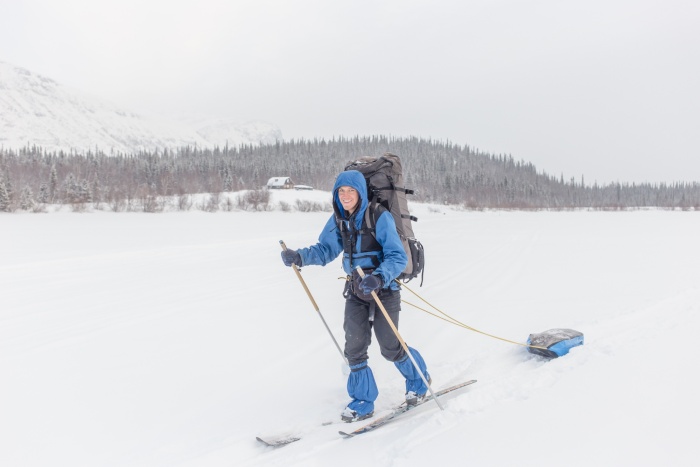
(362, 202), (386, 241)
(337, 208), (382, 270)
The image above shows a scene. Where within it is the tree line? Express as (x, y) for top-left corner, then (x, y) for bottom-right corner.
(1, 136), (699, 212)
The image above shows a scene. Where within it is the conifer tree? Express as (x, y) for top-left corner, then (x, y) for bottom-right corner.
(0, 179), (10, 212)
(19, 186), (35, 210)
(49, 165), (58, 202)
(38, 183), (49, 203)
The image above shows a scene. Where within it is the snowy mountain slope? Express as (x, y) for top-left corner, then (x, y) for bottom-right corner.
(1, 193), (699, 467)
(0, 61), (281, 153)
(178, 115), (282, 148)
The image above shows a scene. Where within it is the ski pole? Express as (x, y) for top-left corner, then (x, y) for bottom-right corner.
(356, 267), (443, 410)
(280, 240), (348, 366)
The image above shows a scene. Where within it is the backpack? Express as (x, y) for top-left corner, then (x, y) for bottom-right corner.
(344, 153), (425, 284)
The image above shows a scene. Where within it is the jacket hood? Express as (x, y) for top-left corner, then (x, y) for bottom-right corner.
(333, 170), (368, 228)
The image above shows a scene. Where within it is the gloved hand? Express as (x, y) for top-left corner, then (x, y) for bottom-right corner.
(359, 274), (383, 295)
(281, 249), (302, 267)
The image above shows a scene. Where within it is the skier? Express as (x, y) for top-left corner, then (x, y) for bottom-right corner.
(281, 169), (431, 422)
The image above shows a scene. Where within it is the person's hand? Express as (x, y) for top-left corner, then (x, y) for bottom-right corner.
(281, 249), (302, 267)
(359, 274), (383, 295)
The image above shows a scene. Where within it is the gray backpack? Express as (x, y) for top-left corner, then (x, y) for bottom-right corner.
(344, 153), (425, 284)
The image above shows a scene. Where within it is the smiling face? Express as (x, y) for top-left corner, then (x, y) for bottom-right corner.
(337, 185), (360, 214)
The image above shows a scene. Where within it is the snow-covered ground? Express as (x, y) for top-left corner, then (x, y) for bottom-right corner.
(0, 61), (281, 153)
(2, 190), (699, 467)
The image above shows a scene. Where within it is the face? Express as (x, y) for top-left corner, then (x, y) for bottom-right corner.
(337, 186), (360, 213)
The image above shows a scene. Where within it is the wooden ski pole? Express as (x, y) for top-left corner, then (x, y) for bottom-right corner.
(280, 240), (348, 365)
(355, 267), (443, 410)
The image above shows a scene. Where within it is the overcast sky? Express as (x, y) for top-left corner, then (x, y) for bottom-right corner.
(2, 0), (699, 184)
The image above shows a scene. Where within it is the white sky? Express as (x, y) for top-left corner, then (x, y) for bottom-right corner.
(1, 0), (699, 184)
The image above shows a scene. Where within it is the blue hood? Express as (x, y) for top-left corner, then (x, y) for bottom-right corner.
(333, 170), (368, 229)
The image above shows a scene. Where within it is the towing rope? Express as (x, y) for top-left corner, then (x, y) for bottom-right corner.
(397, 280), (548, 351)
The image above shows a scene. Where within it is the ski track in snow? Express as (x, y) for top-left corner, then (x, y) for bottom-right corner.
(2, 192), (699, 467)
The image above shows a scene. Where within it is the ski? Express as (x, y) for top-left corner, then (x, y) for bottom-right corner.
(256, 418), (347, 447)
(256, 417), (355, 447)
(256, 380), (476, 446)
(339, 379), (477, 438)
(256, 435), (301, 447)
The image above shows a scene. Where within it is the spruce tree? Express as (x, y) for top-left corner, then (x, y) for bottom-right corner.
(19, 186), (35, 210)
(0, 179), (10, 212)
(49, 165), (58, 202)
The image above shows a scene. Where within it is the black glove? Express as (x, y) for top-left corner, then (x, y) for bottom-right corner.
(359, 274), (383, 295)
(281, 249), (302, 267)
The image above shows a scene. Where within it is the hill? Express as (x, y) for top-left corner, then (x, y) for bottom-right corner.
(2, 136), (699, 211)
(0, 61), (281, 154)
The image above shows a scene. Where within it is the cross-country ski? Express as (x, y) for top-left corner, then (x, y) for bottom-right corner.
(255, 379), (476, 447)
(255, 436), (301, 448)
(339, 379), (477, 438)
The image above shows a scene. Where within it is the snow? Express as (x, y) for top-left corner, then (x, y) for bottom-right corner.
(2, 191), (699, 467)
(0, 61), (281, 153)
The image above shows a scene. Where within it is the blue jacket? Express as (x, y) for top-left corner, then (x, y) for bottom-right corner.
(297, 170), (407, 290)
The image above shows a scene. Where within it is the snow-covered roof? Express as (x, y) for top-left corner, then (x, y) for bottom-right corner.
(267, 177), (292, 186)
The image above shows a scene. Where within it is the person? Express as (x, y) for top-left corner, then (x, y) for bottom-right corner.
(281, 169), (431, 422)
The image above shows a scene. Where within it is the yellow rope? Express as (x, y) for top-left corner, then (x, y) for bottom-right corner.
(398, 281), (548, 351)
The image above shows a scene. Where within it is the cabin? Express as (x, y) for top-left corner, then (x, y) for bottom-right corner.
(266, 177), (294, 189)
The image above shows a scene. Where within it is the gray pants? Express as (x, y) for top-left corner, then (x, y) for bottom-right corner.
(343, 289), (406, 366)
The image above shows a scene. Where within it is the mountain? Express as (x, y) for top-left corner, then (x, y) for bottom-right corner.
(0, 61), (281, 154)
(177, 115), (282, 148)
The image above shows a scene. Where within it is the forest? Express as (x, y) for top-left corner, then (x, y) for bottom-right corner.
(1, 135), (699, 212)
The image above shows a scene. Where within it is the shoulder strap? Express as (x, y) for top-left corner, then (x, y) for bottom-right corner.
(363, 203), (387, 240)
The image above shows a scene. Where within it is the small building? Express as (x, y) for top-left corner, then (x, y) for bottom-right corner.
(267, 177), (294, 189)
